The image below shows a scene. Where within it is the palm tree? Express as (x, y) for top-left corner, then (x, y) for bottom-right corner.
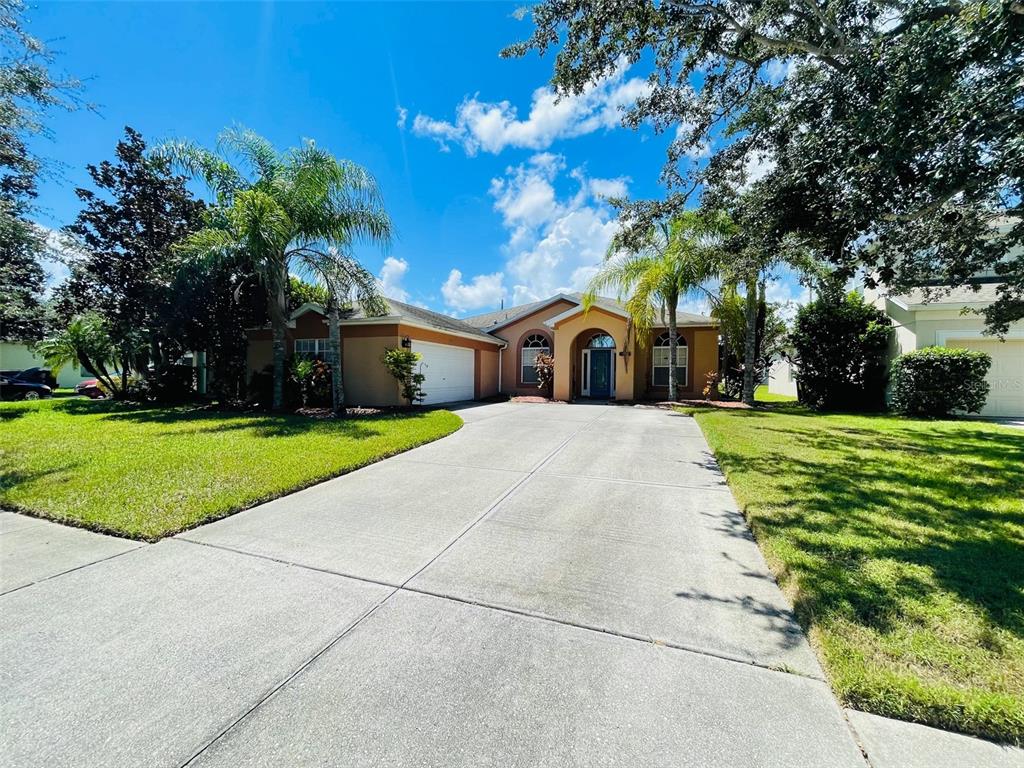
(156, 128), (391, 411)
(36, 313), (123, 395)
(584, 211), (730, 402)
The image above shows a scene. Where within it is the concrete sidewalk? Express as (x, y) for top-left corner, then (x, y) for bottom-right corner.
(1, 402), (1019, 767)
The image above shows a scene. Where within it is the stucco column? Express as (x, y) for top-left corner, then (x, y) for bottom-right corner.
(553, 332), (572, 401)
(615, 334), (634, 401)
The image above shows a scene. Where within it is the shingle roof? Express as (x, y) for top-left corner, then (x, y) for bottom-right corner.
(331, 298), (503, 343)
(893, 282), (1003, 307)
(463, 297), (559, 330)
(464, 292), (715, 329)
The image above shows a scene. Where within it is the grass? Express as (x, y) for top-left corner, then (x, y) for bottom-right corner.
(686, 404), (1024, 744)
(755, 383), (797, 403)
(0, 398), (462, 540)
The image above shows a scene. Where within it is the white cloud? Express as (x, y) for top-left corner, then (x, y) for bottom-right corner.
(433, 155), (629, 314)
(395, 106), (408, 130)
(588, 176), (630, 200)
(491, 154), (623, 306)
(411, 63), (649, 156)
(378, 256), (410, 303)
(441, 269), (506, 314)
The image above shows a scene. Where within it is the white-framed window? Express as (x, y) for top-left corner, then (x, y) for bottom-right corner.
(652, 331), (687, 387)
(587, 333), (615, 348)
(520, 333), (550, 384)
(294, 338), (329, 360)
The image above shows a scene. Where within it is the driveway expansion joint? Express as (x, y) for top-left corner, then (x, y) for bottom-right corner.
(178, 405), (614, 767)
(397, 584), (829, 684)
(0, 541), (146, 597)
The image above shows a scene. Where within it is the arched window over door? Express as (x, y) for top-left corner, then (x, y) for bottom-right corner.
(652, 332), (687, 387)
(521, 333), (550, 384)
(587, 333), (615, 349)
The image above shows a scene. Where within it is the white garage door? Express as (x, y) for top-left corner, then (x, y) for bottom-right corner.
(413, 340), (475, 405)
(949, 338), (1024, 418)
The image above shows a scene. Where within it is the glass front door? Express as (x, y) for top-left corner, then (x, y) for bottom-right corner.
(589, 349), (612, 398)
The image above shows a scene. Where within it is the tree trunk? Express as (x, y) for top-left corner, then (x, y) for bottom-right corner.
(268, 276), (288, 411)
(741, 277), (758, 406)
(328, 301), (344, 414)
(119, 345), (130, 399)
(271, 323), (286, 410)
(667, 295), (679, 403)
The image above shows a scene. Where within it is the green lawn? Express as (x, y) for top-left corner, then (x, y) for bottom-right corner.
(0, 398), (461, 540)
(755, 383), (797, 403)
(688, 405), (1024, 744)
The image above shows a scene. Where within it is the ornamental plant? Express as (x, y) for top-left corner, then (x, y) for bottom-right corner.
(890, 347), (992, 417)
(381, 348), (426, 405)
(533, 352), (554, 396)
(789, 292), (892, 411)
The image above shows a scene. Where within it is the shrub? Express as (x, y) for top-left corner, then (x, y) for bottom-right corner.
(381, 348), (426, 405)
(144, 364), (197, 403)
(790, 292), (892, 411)
(890, 347), (992, 416)
(534, 352), (554, 396)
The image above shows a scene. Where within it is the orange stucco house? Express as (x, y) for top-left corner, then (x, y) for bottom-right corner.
(245, 293), (719, 406)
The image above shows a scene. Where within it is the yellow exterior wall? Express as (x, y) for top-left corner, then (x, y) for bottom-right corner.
(490, 299), (576, 396)
(342, 335), (402, 406)
(630, 326), (719, 399)
(246, 339), (273, 380)
(691, 328), (720, 395)
(477, 348), (500, 398)
(551, 308), (634, 401)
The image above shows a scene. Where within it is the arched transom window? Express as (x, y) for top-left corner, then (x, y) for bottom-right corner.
(652, 332), (687, 387)
(587, 333), (616, 349)
(521, 333), (550, 384)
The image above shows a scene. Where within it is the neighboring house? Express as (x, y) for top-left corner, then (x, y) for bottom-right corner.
(244, 292), (720, 406)
(767, 355), (798, 398)
(0, 341), (94, 389)
(864, 282), (1024, 418)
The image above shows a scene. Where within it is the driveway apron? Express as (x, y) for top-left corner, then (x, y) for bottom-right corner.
(0, 402), (866, 768)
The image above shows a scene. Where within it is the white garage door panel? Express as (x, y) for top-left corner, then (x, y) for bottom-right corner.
(413, 341), (475, 405)
(949, 339), (1024, 418)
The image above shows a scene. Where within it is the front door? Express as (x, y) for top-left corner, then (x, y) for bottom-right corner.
(589, 349), (613, 398)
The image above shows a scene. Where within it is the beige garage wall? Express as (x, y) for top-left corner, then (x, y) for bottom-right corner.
(343, 335), (402, 407)
(477, 349), (500, 399)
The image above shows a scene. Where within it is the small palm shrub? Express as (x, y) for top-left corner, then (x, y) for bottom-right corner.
(890, 347), (991, 416)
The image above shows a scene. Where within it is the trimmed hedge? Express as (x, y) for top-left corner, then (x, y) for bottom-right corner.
(890, 346), (991, 416)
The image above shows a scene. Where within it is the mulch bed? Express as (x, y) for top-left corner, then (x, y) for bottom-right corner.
(294, 406), (388, 419)
(654, 398), (753, 410)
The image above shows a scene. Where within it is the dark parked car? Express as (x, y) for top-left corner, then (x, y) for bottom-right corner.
(0, 375), (52, 401)
(0, 367), (57, 389)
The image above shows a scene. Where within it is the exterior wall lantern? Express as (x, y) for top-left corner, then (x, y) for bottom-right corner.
(401, 336), (412, 349)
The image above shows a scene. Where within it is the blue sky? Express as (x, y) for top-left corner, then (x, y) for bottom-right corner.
(29, 1), (804, 316)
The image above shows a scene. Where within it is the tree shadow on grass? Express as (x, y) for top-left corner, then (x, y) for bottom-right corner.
(0, 463), (84, 494)
(707, 412), (1024, 643)
(50, 398), (446, 439)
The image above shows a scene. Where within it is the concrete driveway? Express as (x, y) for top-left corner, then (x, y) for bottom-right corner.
(1, 402), (867, 767)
